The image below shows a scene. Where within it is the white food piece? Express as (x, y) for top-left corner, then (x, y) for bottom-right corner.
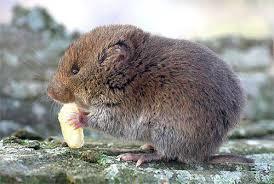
(58, 103), (84, 148)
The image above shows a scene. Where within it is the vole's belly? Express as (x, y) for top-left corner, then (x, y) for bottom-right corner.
(88, 106), (152, 141)
(100, 119), (150, 141)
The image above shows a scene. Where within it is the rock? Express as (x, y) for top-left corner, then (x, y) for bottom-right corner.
(254, 79), (274, 120)
(230, 120), (274, 139)
(11, 5), (67, 38)
(0, 97), (61, 138)
(0, 51), (19, 66)
(198, 36), (272, 53)
(221, 46), (272, 72)
(2, 80), (45, 99)
(0, 136), (273, 183)
(219, 139), (274, 154)
(0, 6), (73, 137)
(239, 74), (274, 120)
(0, 120), (45, 139)
(239, 73), (268, 99)
(11, 129), (44, 141)
(0, 120), (21, 137)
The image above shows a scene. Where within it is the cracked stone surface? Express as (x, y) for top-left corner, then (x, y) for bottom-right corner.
(0, 132), (273, 184)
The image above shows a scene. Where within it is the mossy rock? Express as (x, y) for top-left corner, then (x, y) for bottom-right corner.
(230, 120), (274, 139)
(11, 129), (44, 140)
(0, 135), (274, 184)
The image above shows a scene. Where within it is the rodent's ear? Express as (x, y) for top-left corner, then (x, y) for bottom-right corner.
(98, 40), (131, 65)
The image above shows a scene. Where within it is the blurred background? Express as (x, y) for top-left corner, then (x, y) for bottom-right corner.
(0, 0), (273, 139)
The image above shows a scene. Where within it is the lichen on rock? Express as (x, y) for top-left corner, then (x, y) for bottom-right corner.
(0, 131), (273, 184)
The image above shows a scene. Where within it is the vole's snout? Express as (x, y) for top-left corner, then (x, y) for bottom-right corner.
(47, 82), (75, 103)
(47, 85), (57, 100)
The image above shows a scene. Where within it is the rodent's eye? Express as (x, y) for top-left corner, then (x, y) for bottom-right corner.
(71, 64), (79, 75)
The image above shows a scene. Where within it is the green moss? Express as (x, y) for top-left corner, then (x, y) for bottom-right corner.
(2, 136), (41, 150)
(0, 174), (20, 184)
(2, 136), (23, 145)
(104, 164), (158, 184)
(97, 154), (111, 166)
(80, 150), (102, 163)
(0, 172), (69, 184)
(12, 129), (44, 140)
(25, 140), (41, 150)
(152, 161), (253, 173)
(0, 135), (274, 183)
(40, 137), (63, 149)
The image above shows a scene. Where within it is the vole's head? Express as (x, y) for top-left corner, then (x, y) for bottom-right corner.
(47, 25), (147, 111)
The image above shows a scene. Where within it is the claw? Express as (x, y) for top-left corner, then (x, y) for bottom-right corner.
(136, 158), (144, 167)
(67, 112), (79, 121)
(66, 111), (88, 129)
(73, 122), (83, 130)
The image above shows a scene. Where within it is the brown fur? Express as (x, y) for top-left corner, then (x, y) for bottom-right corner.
(48, 25), (253, 164)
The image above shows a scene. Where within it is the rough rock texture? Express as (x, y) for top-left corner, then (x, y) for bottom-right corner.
(0, 6), (274, 138)
(197, 37), (274, 121)
(0, 6), (76, 138)
(230, 120), (274, 139)
(0, 128), (274, 184)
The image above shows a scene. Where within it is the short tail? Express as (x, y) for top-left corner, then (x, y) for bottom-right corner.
(208, 154), (253, 164)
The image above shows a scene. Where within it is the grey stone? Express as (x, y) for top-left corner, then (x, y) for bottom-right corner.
(0, 120), (38, 138)
(0, 136), (273, 183)
(198, 36), (272, 53)
(32, 103), (47, 120)
(239, 72), (267, 98)
(239, 73), (274, 120)
(2, 80), (45, 99)
(230, 120), (274, 139)
(11, 5), (67, 38)
(0, 120), (21, 137)
(0, 51), (19, 66)
(253, 78), (274, 120)
(0, 97), (61, 138)
(221, 46), (272, 71)
(0, 6), (75, 137)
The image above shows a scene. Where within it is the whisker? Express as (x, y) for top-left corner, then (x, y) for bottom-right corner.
(49, 101), (56, 123)
(49, 100), (61, 123)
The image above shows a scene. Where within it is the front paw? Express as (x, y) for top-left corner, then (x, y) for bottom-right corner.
(68, 111), (88, 129)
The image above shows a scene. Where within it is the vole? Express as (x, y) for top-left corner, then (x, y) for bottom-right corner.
(47, 25), (253, 166)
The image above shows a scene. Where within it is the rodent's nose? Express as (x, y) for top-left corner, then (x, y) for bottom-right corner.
(47, 83), (75, 103)
(47, 85), (57, 100)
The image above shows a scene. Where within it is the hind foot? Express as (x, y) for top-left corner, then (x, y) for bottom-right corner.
(118, 152), (164, 167)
